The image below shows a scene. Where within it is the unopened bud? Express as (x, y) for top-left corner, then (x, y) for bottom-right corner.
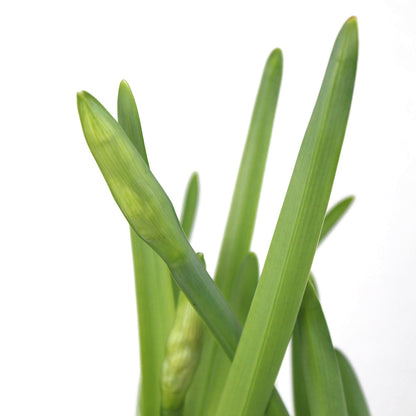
(160, 254), (204, 412)
(77, 91), (187, 265)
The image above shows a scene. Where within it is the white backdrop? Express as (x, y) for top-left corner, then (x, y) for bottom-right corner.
(1, 1), (415, 414)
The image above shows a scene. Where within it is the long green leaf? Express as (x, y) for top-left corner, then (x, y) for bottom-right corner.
(293, 196), (354, 415)
(296, 282), (348, 416)
(117, 80), (175, 416)
(189, 47), (284, 416)
(215, 48), (283, 296)
(215, 17), (358, 416)
(132, 238), (175, 416)
(335, 349), (371, 416)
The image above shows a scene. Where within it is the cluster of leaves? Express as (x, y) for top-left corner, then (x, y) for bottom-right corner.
(78, 17), (370, 416)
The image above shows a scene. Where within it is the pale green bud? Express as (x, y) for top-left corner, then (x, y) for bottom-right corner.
(160, 255), (204, 412)
(77, 91), (187, 265)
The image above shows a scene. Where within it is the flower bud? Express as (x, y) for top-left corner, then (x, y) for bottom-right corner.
(160, 254), (204, 412)
(77, 91), (187, 265)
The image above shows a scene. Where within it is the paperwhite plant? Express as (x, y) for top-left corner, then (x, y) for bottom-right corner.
(78, 16), (369, 416)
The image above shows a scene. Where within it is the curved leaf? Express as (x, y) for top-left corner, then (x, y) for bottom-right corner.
(296, 283), (348, 416)
(335, 349), (371, 416)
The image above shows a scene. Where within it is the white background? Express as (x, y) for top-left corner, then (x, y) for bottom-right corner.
(1, 0), (415, 414)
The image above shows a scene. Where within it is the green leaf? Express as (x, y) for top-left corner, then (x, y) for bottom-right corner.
(292, 196), (353, 416)
(132, 237), (175, 416)
(229, 252), (259, 325)
(190, 47), (284, 416)
(319, 196), (354, 243)
(117, 80), (149, 165)
(116, 81), (175, 416)
(335, 349), (371, 416)
(180, 173), (199, 239)
(215, 17), (358, 416)
(296, 282), (348, 416)
(292, 312), (311, 416)
(215, 48), (283, 297)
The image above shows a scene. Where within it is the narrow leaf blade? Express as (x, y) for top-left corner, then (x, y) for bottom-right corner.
(132, 235), (175, 416)
(296, 283), (348, 416)
(292, 319), (311, 416)
(335, 349), (371, 416)
(292, 274), (317, 416)
(192, 48), (283, 416)
(215, 17), (358, 416)
(292, 194), (353, 415)
(215, 47), (283, 297)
